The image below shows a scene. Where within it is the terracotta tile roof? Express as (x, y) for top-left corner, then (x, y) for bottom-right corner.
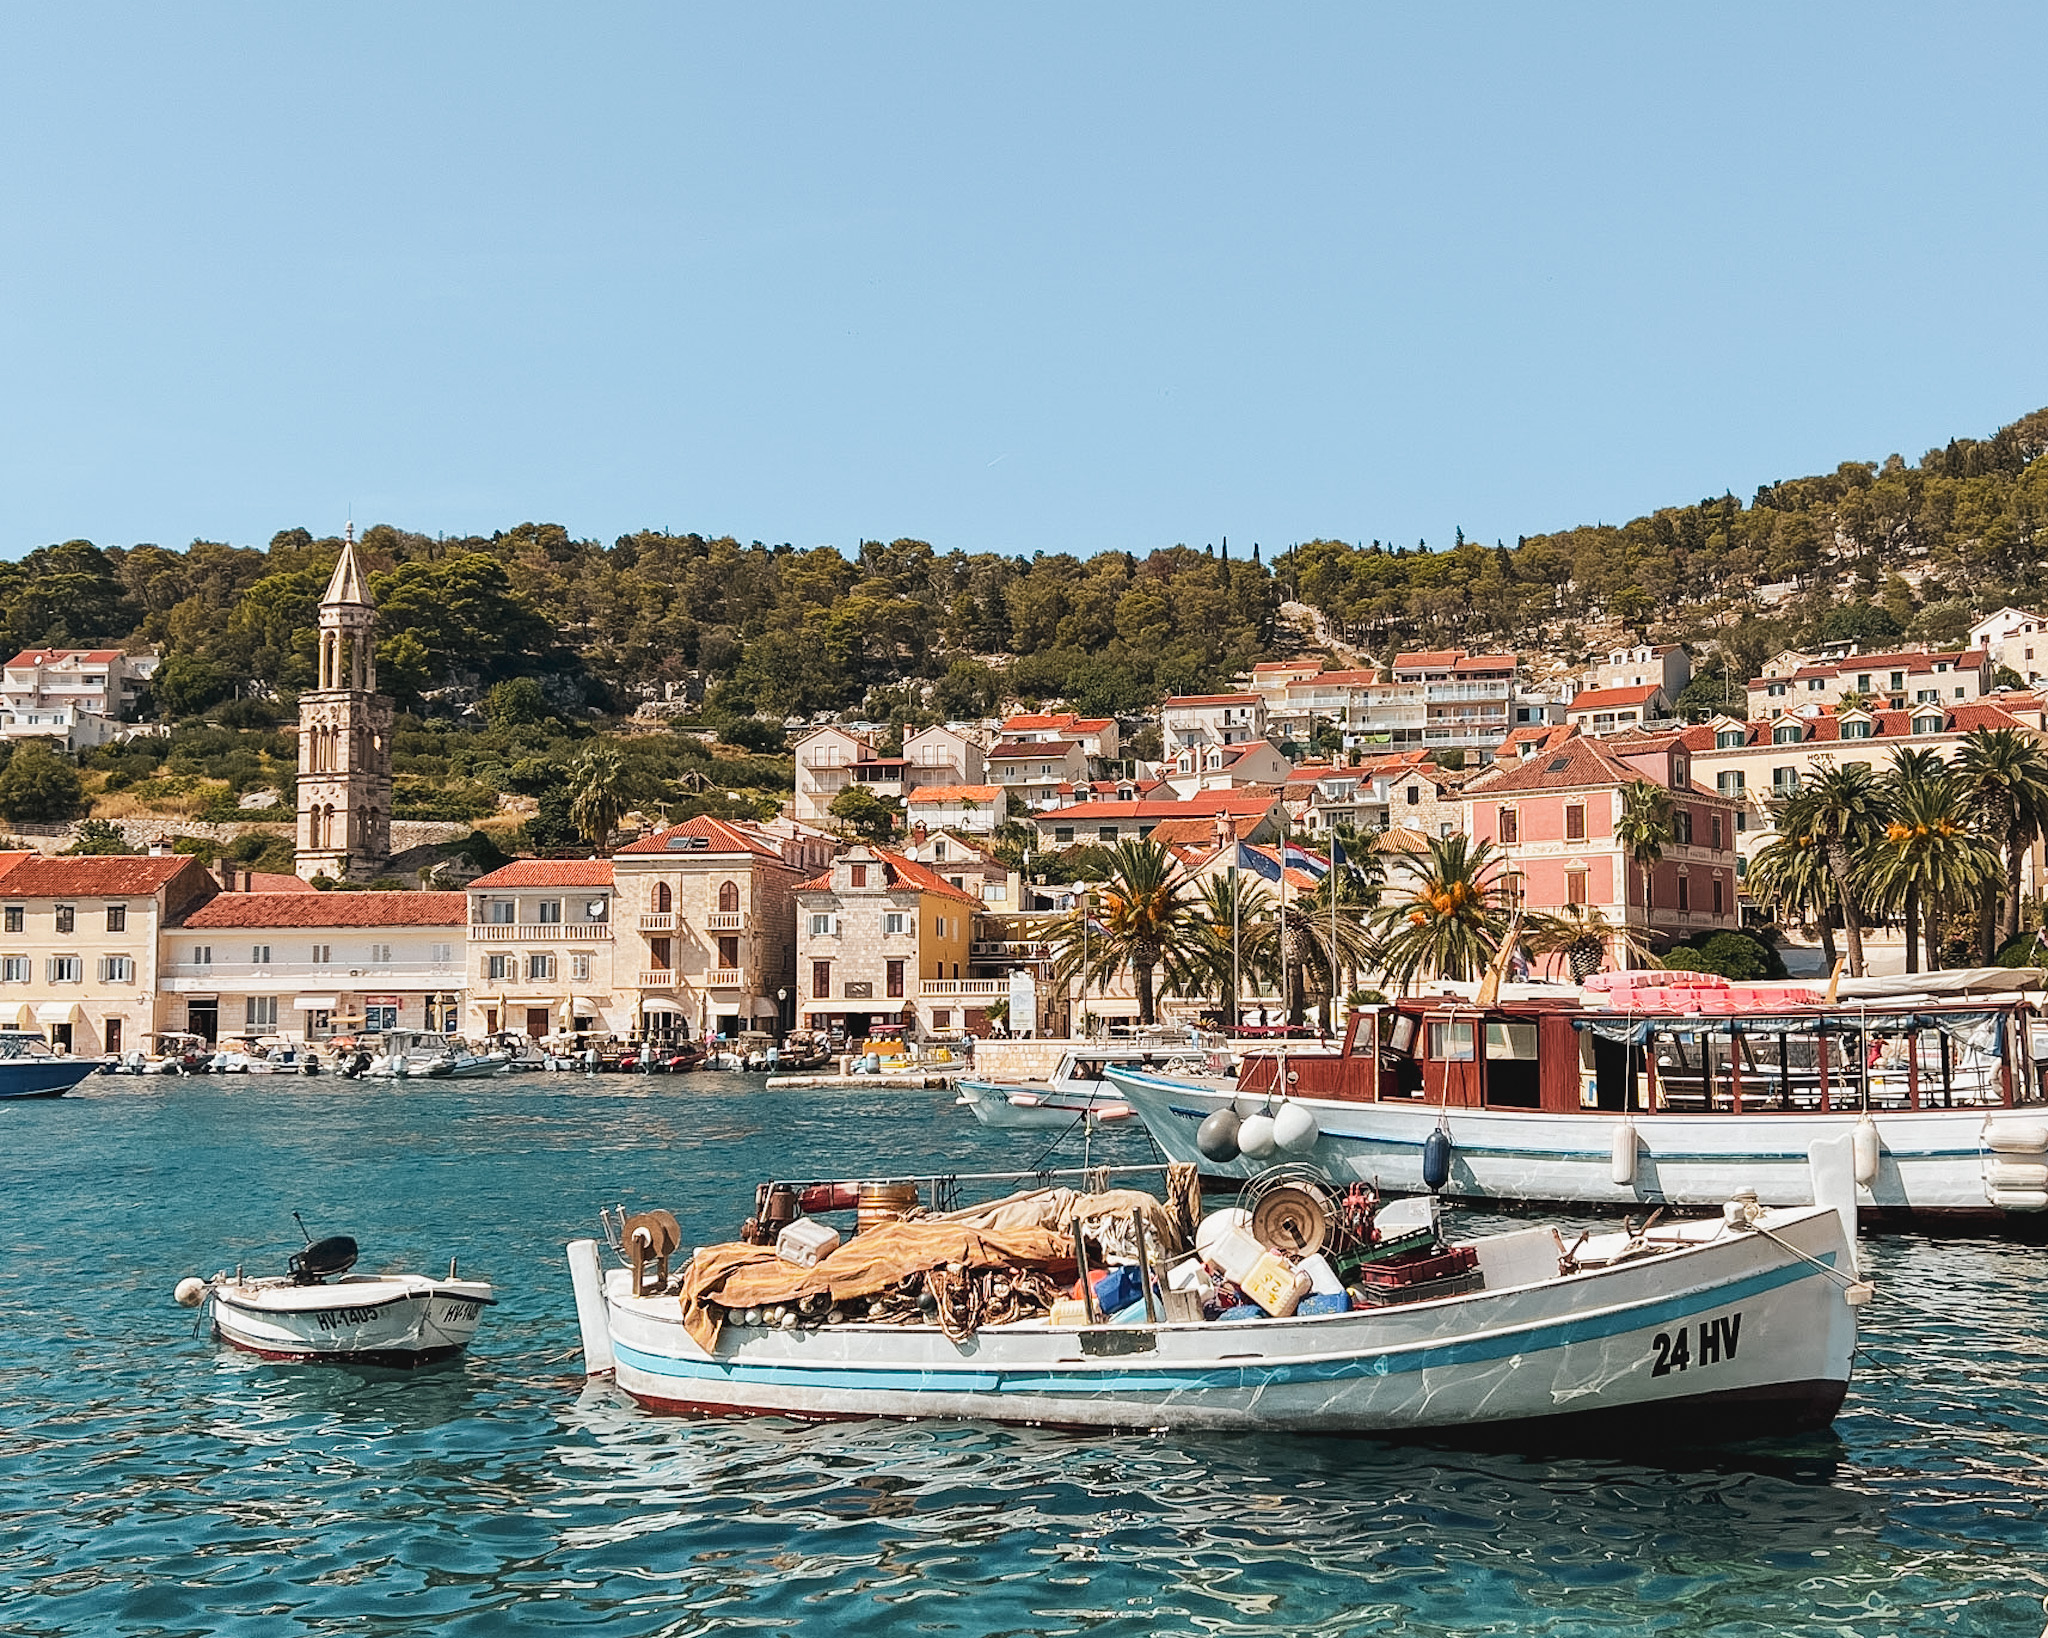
(1000, 712), (1109, 733)
(5, 648), (125, 667)
(181, 891), (469, 929)
(242, 871), (315, 892)
(989, 742), (1078, 760)
(796, 849), (980, 905)
(1464, 736), (1671, 796)
(614, 817), (784, 858)
(1748, 649), (1981, 686)
(0, 851), (32, 882)
(1145, 815), (1263, 846)
(1037, 791), (1279, 823)
(906, 784), (1002, 804)
(466, 858), (616, 888)
(1499, 724), (1578, 755)
(1286, 668), (1380, 687)
(0, 854), (206, 896)
(1569, 683), (1664, 711)
(1451, 653), (1516, 672)
(1392, 649), (1463, 669)
(1676, 701), (2032, 750)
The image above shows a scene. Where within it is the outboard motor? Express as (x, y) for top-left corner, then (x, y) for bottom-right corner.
(288, 1235), (360, 1285)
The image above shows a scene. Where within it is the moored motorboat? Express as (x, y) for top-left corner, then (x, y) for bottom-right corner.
(352, 1032), (511, 1081)
(0, 1029), (103, 1100)
(567, 1144), (1868, 1442)
(1108, 971), (2048, 1222)
(956, 1038), (1226, 1130)
(177, 1223), (495, 1366)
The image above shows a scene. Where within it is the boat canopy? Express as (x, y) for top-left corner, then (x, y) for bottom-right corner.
(1832, 967), (2044, 999)
(1578, 1008), (2009, 1055)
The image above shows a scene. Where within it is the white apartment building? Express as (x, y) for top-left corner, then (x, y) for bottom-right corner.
(1160, 694), (1264, 754)
(901, 724), (986, 790)
(988, 739), (1089, 810)
(167, 891), (469, 1042)
(1746, 649), (1989, 719)
(995, 713), (1120, 760)
(791, 725), (871, 824)
(1584, 643), (1691, 698)
(1970, 608), (2048, 686)
(2, 647), (159, 750)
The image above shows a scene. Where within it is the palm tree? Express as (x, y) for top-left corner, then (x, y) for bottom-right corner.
(1747, 799), (1840, 971)
(1614, 780), (1673, 927)
(1861, 771), (2000, 974)
(1953, 726), (2048, 958)
(1274, 870), (1383, 1028)
(1188, 870), (1277, 1019)
(1526, 904), (1660, 983)
(1870, 749), (1964, 972)
(1800, 762), (1889, 976)
(568, 744), (630, 854)
(1369, 832), (1511, 993)
(1047, 839), (1202, 1026)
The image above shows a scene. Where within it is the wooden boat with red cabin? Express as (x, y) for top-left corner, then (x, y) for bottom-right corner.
(1106, 970), (2048, 1223)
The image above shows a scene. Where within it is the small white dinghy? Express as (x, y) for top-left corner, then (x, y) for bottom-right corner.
(177, 1219), (495, 1367)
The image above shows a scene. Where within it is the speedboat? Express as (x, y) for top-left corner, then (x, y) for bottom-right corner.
(177, 1222), (495, 1367)
(355, 1032), (511, 1080)
(0, 1030), (101, 1099)
(566, 1140), (1869, 1443)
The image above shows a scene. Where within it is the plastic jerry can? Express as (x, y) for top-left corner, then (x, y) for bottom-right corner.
(1296, 1252), (1344, 1296)
(1241, 1252), (1312, 1318)
(1205, 1226), (1267, 1286)
(775, 1218), (842, 1268)
(1048, 1297), (1091, 1327)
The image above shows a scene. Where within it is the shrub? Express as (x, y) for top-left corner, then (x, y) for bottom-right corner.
(1665, 930), (1788, 981)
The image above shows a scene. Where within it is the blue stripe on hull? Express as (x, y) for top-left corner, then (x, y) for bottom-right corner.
(615, 1253), (1831, 1396)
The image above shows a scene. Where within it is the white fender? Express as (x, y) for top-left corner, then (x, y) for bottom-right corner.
(567, 1238), (615, 1376)
(1238, 1112), (1278, 1160)
(1272, 1100), (1319, 1154)
(1984, 1120), (2048, 1155)
(1986, 1161), (2048, 1192)
(1852, 1115), (1880, 1187)
(1808, 1132), (1859, 1277)
(1610, 1119), (1637, 1187)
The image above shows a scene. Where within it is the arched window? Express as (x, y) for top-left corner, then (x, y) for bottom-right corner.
(718, 880), (740, 913)
(653, 881), (672, 913)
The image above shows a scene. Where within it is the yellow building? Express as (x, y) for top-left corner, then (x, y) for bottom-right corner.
(463, 860), (621, 1042)
(0, 851), (219, 1055)
(793, 844), (979, 1042)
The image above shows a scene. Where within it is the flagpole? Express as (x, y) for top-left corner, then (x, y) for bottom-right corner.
(1231, 860), (1241, 1034)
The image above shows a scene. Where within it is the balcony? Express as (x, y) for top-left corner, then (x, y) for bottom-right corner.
(470, 923), (614, 942)
(920, 979), (1006, 997)
(638, 970), (677, 988)
(638, 912), (676, 932)
(159, 961), (457, 993)
(1425, 681), (1513, 702)
(706, 969), (745, 988)
(704, 911), (746, 932)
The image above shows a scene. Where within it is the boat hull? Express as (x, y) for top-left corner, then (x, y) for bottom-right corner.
(0, 1058), (102, 1099)
(587, 1207), (1856, 1441)
(210, 1275), (495, 1367)
(1107, 1065), (2048, 1220)
(955, 1078), (1104, 1130)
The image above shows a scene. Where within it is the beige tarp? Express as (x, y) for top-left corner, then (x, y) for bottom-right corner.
(676, 1171), (1200, 1350)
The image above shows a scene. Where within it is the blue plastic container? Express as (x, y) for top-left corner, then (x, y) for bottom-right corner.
(1214, 1303), (1264, 1323)
(1092, 1264), (1143, 1313)
(1296, 1292), (1351, 1317)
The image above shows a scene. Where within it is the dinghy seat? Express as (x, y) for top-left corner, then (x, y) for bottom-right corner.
(289, 1235), (360, 1284)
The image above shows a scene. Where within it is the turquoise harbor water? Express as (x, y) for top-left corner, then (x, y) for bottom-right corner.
(4, 1078), (2046, 1637)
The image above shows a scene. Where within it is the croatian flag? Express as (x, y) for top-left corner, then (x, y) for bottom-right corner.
(1283, 843), (1329, 880)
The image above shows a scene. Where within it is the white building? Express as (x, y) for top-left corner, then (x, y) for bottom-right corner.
(791, 726), (872, 825)
(1970, 608), (2048, 687)
(167, 891), (469, 1042)
(1160, 694), (1265, 754)
(1, 647), (158, 750)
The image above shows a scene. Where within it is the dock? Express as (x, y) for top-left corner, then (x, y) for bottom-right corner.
(763, 1071), (958, 1090)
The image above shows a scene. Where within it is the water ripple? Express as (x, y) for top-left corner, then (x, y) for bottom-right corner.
(1, 1080), (2043, 1635)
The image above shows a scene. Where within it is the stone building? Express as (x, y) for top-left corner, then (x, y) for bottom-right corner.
(611, 815), (827, 1042)
(463, 859), (620, 1042)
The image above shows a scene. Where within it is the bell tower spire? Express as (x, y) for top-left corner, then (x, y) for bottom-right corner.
(296, 523), (393, 881)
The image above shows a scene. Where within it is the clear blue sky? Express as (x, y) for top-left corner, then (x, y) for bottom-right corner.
(3, 4), (2044, 564)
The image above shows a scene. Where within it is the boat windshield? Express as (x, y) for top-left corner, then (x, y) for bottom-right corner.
(0, 1032), (55, 1061)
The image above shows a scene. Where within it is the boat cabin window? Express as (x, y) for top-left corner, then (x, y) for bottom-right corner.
(1484, 1020), (1542, 1108)
(1428, 1020), (1475, 1062)
(1387, 1014), (1417, 1054)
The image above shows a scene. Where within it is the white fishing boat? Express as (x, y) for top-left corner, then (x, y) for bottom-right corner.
(176, 1224), (494, 1367)
(567, 1144), (1868, 1442)
(1106, 972), (2048, 1222)
(956, 1036), (1227, 1130)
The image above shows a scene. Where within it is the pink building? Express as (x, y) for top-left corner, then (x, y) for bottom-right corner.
(1462, 732), (1742, 952)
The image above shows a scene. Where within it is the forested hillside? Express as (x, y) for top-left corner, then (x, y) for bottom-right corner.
(2, 404), (2044, 731)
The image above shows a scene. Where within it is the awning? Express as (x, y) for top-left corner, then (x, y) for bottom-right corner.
(641, 999), (685, 1014)
(563, 995), (605, 1016)
(35, 1002), (82, 1025)
(12, 1004), (33, 1029)
(293, 995), (340, 1011)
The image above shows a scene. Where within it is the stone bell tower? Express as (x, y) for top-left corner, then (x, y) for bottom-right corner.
(296, 525), (393, 880)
